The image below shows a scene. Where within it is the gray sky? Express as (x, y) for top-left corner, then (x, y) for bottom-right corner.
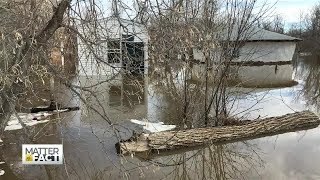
(84, 0), (318, 29)
(272, 0), (318, 23)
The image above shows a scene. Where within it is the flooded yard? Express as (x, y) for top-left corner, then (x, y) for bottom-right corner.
(1, 56), (320, 180)
(2, 0), (320, 179)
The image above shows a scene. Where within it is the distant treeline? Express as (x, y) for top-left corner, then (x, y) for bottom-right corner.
(257, 3), (320, 56)
(286, 3), (320, 55)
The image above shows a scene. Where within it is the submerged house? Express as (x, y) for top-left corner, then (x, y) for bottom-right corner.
(76, 17), (300, 88)
(75, 17), (149, 115)
(77, 17), (148, 81)
(192, 27), (302, 87)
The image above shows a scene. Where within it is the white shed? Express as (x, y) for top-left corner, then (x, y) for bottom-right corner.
(191, 27), (301, 87)
(230, 28), (300, 87)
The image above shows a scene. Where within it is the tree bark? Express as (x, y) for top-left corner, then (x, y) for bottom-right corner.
(119, 111), (320, 155)
(35, 0), (71, 45)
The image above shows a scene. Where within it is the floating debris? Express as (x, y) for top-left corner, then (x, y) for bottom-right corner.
(30, 100), (79, 113)
(130, 119), (176, 133)
(3, 106), (78, 132)
(4, 112), (51, 131)
(0, 169), (4, 176)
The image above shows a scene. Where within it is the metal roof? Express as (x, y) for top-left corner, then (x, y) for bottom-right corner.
(223, 26), (302, 42)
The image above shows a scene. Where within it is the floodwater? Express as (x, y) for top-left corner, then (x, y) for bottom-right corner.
(1, 55), (320, 179)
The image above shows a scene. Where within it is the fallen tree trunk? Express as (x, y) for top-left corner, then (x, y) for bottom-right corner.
(119, 111), (320, 155)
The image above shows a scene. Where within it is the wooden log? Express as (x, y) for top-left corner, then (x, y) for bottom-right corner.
(119, 111), (320, 155)
(30, 100), (79, 113)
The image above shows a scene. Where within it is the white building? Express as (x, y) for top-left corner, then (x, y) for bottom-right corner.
(76, 17), (149, 116)
(77, 17), (148, 81)
(192, 27), (301, 87)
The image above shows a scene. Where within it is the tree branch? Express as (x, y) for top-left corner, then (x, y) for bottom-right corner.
(35, 0), (71, 45)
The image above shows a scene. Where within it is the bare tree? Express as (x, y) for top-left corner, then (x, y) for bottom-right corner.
(0, 0), (277, 179)
(259, 14), (284, 33)
(288, 3), (320, 54)
(148, 0), (273, 127)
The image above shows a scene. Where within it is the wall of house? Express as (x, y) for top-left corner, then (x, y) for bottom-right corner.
(236, 41), (296, 62)
(77, 18), (148, 77)
(236, 64), (294, 87)
(234, 41), (296, 87)
(191, 41), (297, 87)
(192, 41), (296, 62)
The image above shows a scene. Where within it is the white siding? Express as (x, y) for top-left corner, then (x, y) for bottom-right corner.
(77, 18), (148, 77)
(192, 41), (296, 62)
(236, 41), (296, 62)
(191, 41), (297, 87)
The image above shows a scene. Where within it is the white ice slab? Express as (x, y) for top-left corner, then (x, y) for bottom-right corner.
(130, 119), (176, 133)
(4, 112), (51, 131)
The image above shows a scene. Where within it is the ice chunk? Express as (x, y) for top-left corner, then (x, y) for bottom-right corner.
(5, 112), (51, 131)
(130, 119), (176, 133)
(5, 119), (49, 131)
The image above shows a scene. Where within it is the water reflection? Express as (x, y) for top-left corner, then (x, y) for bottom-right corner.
(150, 67), (198, 127)
(192, 63), (297, 88)
(295, 54), (320, 110)
(137, 143), (263, 180)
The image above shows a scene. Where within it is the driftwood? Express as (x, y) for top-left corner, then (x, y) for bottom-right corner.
(30, 100), (79, 113)
(119, 111), (320, 155)
(30, 106), (79, 113)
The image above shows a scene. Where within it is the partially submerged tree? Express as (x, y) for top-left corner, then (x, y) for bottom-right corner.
(0, 0), (72, 135)
(148, 0), (273, 127)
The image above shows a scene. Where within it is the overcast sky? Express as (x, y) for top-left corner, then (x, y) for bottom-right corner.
(93, 0), (318, 30)
(272, 0), (318, 24)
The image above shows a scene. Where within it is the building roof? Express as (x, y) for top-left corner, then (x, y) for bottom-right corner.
(224, 26), (302, 42)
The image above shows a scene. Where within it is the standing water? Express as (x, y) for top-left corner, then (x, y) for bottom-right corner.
(1, 55), (320, 179)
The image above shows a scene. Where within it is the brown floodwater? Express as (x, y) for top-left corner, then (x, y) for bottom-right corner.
(1, 56), (320, 179)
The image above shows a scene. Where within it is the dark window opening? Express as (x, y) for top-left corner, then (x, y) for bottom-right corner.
(108, 53), (121, 63)
(122, 42), (144, 74)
